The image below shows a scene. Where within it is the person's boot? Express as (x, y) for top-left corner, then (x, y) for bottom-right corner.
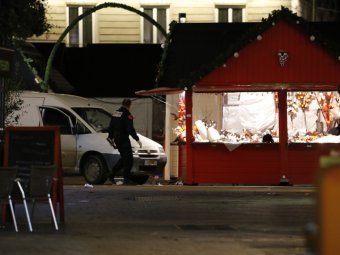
(123, 178), (137, 185)
(108, 173), (116, 184)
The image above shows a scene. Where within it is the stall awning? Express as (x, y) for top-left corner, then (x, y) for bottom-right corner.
(192, 83), (340, 93)
(136, 84), (340, 95)
(135, 87), (183, 96)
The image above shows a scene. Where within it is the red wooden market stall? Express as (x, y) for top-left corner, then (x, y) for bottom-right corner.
(138, 7), (340, 185)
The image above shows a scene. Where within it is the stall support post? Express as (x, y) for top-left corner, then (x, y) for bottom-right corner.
(0, 77), (5, 166)
(163, 94), (172, 181)
(278, 90), (289, 185)
(185, 89), (194, 184)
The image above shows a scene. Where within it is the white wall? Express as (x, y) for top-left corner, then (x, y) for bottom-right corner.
(89, 97), (153, 138)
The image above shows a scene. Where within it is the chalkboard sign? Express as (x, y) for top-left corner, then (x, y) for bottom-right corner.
(7, 130), (55, 165)
(3, 126), (64, 222)
(7, 129), (55, 190)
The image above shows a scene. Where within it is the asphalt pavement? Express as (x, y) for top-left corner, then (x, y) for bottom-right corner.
(0, 177), (317, 255)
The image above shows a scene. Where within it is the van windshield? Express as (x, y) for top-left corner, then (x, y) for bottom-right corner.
(72, 107), (112, 133)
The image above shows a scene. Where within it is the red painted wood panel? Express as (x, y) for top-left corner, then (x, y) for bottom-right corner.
(178, 144), (187, 181)
(191, 143), (281, 184)
(286, 144), (319, 184)
(286, 143), (340, 184)
(197, 21), (340, 86)
(183, 143), (340, 185)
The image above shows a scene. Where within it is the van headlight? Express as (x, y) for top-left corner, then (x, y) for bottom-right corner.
(158, 147), (165, 153)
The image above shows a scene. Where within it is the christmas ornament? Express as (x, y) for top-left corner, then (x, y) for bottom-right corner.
(277, 51), (288, 67)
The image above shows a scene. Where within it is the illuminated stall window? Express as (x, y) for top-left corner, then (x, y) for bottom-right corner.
(173, 92), (186, 143)
(172, 91), (340, 144)
(288, 91), (340, 143)
(192, 93), (224, 142)
(221, 92), (279, 143)
(172, 92), (279, 144)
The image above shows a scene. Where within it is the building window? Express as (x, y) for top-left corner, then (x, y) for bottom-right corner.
(216, 6), (244, 22)
(68, 6), (94, 47)
(142, 6), (168, 44)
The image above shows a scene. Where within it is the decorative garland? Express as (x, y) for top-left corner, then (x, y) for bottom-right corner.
(16, 46), (45, 90)
(155, 20), (176, 85)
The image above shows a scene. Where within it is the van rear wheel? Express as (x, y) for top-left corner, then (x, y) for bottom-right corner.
(83, 154), (107, 185)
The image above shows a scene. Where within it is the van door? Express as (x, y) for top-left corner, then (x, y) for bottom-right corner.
(39, 106), (78, 174)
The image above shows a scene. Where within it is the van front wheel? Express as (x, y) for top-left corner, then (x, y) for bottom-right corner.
(83, 154), (108, 185)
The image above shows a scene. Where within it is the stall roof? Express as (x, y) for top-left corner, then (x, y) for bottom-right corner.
(155, 7), (340, 92)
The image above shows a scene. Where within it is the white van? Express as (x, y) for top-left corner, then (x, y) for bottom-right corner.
(10, 91), (167, 184)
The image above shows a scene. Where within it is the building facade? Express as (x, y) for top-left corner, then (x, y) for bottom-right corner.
(30, 0), (301, 45)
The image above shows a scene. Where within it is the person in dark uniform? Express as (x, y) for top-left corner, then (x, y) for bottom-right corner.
(107, 99), (142, 185)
